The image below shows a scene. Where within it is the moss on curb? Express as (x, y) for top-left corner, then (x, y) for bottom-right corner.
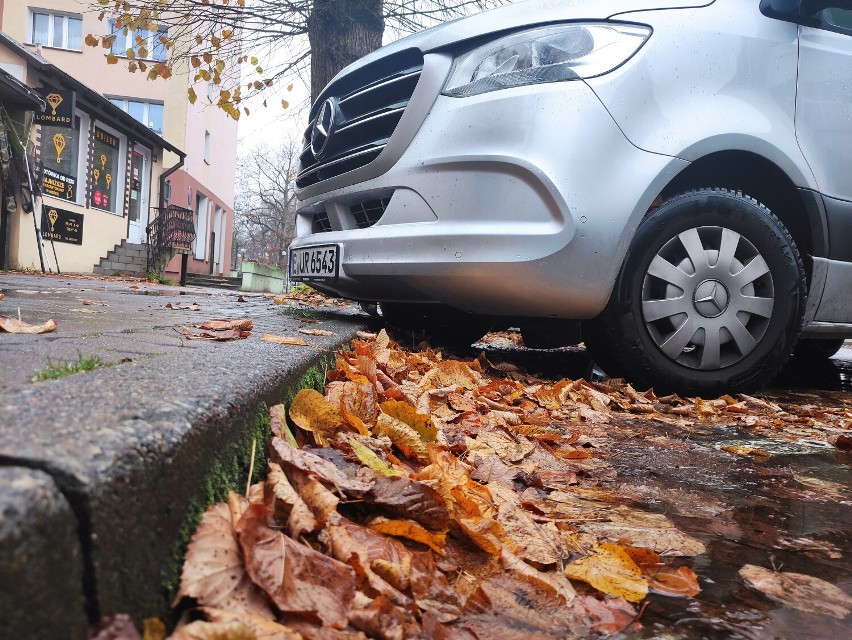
(160, 351), (337, 609)
(161, 403), (271, 603)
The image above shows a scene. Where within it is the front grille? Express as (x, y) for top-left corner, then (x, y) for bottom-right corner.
(351, 197), (391, 229)
(297, 49), (424, 189)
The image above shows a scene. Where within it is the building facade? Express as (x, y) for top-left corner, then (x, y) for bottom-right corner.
(0, 1), (237, 278)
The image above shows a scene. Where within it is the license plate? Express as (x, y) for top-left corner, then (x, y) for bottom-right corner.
(289, 245), (339, 281)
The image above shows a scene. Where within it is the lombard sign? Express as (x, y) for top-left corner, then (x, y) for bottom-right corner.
(41, 205), (83, 245)
(34, 87), (76, 128)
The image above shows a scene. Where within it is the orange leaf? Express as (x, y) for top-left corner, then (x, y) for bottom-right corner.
(368, 516), (446, 554)
(376, 412), (428, 461)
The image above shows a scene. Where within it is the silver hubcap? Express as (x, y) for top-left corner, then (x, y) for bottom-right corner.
(641, 226), (774, 371)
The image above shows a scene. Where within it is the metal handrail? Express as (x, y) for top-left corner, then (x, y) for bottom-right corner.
(146, 205), (195, 272)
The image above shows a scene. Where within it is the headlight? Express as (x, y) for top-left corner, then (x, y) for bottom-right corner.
(443, 23), (651, 98)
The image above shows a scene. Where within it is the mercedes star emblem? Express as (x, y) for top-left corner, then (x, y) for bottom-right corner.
(310, 98), (337, 158)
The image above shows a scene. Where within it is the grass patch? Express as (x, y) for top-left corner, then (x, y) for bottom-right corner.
(32, 350), (106, 382)
(120, 327), (140, 334)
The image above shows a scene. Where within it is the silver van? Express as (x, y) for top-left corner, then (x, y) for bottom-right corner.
(289, 0), (852, 395)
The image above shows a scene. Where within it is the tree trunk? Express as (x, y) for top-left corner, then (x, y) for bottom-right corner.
(307, 0), (384, 103)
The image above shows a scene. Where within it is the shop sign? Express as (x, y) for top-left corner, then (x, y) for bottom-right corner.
(41, 205), (83, 245)
(42, 166), (77, 201)
(34, 88), (76, 128)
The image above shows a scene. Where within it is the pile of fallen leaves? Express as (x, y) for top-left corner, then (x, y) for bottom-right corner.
(164, 330), (850, 639)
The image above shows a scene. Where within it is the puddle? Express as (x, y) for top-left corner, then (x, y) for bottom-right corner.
(611, 425), (851, 639)
(122, 290), (210, 297)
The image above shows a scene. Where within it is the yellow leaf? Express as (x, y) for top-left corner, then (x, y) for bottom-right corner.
(85, 34), (99, 47)
(216, 60), (226, 74)
(188, 87), (198, 105)
(289, 389), (345, 446)
(342, 434), (402, 477)
(199, 69), (211, 82)
(195, 35), (203, 45)
(376, 412), (428, 461)
(269, 404), (297, 448)
(261, 333), (307, 346)
(106, 53), (118, 65)
(368, 516), (446, 554)
(125, 48), (136, 60)
(138, 46), (149, 59)
(287, 84), (293, 92)
(379, 400), (437, 442)
(222, 29), (233, 39)
(564, 542), (649, 602)
(281, 100), (289, 109)
(250, 56), (258, 65)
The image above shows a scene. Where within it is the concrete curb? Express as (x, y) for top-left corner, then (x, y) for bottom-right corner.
(0, 313), (367, 638)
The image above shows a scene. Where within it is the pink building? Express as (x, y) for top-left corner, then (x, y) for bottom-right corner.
(0, 0), (238, 280)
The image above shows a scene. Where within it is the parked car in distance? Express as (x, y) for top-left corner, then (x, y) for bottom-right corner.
(289, 0), (852, 395)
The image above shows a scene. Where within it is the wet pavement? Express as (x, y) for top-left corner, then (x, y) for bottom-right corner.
(476, 338), (851, 640)
(0, 271), (364, 391)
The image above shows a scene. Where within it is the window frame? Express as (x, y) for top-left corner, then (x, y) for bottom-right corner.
(107, 97), (165, 134)
(39, 109), (88, 206)
(107, 19), (169, 62)
(89, 121), (127, 216)
(28, 9), (83, 52)
(204, 130), (211, 165)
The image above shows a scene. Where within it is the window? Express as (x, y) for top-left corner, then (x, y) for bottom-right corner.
(194, 193), (209, 259)
(40, 117), (81, 202)
(108, 20), (168, 61)
(30, 11), (82, 51)
(108, 97), (164, 134)
(204, 131), (211, 164)
(90, 126), (123, 213)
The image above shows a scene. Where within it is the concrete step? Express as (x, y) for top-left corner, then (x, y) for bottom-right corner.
(185, 272), (243, 290)
(93, 241), (148, 276)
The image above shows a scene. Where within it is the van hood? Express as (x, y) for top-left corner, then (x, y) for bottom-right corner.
(349, 0), (714, 66)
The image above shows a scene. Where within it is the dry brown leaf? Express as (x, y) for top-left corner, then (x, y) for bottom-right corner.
(739, 564), (852, 619)
(497, 501), (567, 567)
(720, 444), (771, 458)
(270, 438), (373, 496)
(70, 308), (104, 313)
(298, 328), (335, 336)
(0, 316), (57, 334)
(237, 503), (356, 628)
(569, 596), (638, 635)
(624, 547), (700, 597)
(265, 462), (317, 538)
(175, 502), (273, 619)
(327, 381), (376, 434)
(577, 506), (706, 557)
(365, 476), (450, 531)
(178, 326), (249, 341)
(165, 302), (201, 311)
(199, 318), (253, 331)
(169, 620), (255, 640)
(262, 333), (308, 346)
(564, 542), (649, 602)
(199, 609), (302, 640)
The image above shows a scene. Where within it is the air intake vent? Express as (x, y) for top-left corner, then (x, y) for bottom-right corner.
(312, 211), (332, 233)
(297, 49), (424, 189)
(351, 197), (391, 228)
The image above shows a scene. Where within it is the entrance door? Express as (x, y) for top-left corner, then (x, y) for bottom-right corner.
(127, 144), (151, 244)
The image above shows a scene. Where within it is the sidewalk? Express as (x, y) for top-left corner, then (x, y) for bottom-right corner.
(0, 272), (369, 638)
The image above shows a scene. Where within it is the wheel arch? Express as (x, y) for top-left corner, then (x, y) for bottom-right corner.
(654, 150), (828, 282)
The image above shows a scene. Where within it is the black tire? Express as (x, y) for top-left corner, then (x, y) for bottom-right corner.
(379, 302), (492, 350)
(584, 189), (806, 396)
(793, 338), (845, 362)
